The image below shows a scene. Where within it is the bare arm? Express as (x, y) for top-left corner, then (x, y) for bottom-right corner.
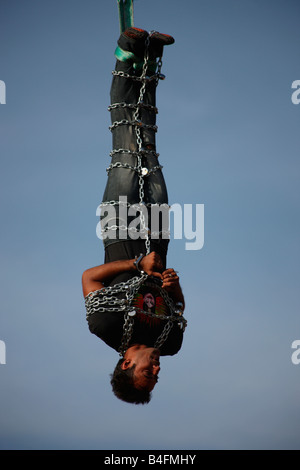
(82, 259), (136, 297)
(82, 251), (164, 297)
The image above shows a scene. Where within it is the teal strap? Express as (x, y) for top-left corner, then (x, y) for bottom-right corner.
(117, 0), (134, 33)
(115, 46), (158, 72)
(114, 45), (139, 63)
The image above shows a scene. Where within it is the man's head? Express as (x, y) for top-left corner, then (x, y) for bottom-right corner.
(110, 345), (160, 404)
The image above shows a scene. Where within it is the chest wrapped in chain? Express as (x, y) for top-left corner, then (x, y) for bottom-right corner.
(85, 273), (187, 356)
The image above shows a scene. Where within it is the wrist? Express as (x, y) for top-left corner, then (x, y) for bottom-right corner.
(172, 289), (185, 305)
(133, 253), (145, 273)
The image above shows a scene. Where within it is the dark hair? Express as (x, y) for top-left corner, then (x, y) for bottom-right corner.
(110, 358), (152, 405)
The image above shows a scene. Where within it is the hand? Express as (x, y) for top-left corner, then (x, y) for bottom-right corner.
(139, 252), (163, 279)
(161, 268), (180, 293)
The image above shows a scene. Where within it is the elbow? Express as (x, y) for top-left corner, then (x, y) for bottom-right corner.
(82, 269), (91, 287)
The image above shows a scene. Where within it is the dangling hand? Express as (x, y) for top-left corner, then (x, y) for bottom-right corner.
(161, 269), (185, 310)
(161, 269), (179, 292)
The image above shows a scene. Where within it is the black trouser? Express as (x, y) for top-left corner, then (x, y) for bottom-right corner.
(101, 34), (170, 261)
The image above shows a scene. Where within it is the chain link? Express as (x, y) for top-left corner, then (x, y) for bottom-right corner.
(108, 102), (158, 113)
(111, 69), (159, 82)
(106, 162), (162, 175)
(110, 148), (160, 158)
(109, 119), (157, 132)
(99, 200), (170, 209)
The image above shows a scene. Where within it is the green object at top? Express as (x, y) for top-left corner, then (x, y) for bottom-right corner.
(117, 0), (135, 33)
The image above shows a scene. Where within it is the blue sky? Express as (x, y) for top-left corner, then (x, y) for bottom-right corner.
(0, 0), (300, 450)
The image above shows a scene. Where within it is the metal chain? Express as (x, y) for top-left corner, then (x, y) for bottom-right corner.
(154, 321), (174, 350)
(85, 275), (187, 357)
(132, 33), (153, 256)
(86, 289), (186, 325)
(90, 33), (186, 356)
(106, 162), (162, 176)
(108, 102), (158, 113)
(109, 119), (157, 132)
(100, 200), (170, 209)
(100, 225), (169, 240)
(111, 69), (158, 82)
(110, 148), (160, 158)
(101, 225), (149, 238)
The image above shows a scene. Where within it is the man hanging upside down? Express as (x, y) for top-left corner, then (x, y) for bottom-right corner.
(82, 27), (187, 405)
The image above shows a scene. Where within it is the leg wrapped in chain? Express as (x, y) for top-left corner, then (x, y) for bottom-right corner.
(100, 28), (174, 259)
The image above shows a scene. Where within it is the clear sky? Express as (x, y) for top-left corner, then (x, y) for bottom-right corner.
(1, 0), (300, 450)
